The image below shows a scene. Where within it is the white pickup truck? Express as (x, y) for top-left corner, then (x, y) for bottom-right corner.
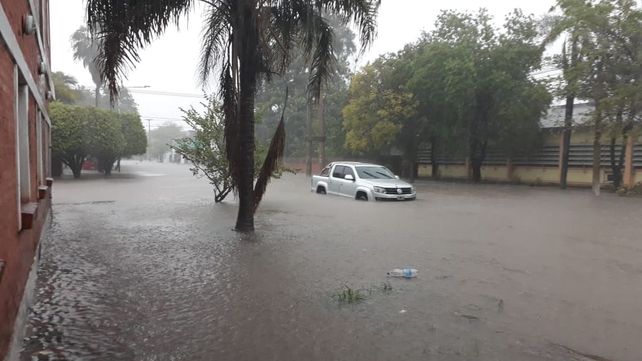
(311, 162), (416, 201)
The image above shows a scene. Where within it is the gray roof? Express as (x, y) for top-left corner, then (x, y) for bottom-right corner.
(540, 102), (594, 128)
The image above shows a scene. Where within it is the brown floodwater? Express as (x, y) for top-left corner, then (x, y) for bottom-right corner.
(21, 161), (642, 361)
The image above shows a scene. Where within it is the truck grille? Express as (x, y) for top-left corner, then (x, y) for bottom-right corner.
(384, 187), (412, 195)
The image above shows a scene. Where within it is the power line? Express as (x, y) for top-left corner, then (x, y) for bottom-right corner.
(128, 89), (206, 98)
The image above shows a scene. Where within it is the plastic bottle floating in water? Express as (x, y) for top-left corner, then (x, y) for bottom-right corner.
(387, 268), (418, 278)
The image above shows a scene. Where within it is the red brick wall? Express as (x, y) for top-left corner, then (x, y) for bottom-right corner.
(0, 0), (51, 357)
(1, 0), (40, 73)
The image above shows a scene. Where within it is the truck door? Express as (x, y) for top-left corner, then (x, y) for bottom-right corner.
(329, 165), (344, 194)
(341, 166), (357, 197)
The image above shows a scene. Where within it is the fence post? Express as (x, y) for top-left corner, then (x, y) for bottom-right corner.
(623, 135), (635, 187)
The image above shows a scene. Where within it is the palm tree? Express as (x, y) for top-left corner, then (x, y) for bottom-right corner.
(86, 0), (379, 231)
(71, 26), (103, 107)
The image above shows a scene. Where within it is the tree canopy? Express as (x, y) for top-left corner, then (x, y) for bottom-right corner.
(343, 8), (552, 181)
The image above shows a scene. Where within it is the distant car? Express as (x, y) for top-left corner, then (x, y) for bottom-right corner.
(311, 162), (416, 201)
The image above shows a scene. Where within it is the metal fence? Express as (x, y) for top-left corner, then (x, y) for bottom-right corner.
(635, 145), (642, 167)
(417, 144), (642, 168)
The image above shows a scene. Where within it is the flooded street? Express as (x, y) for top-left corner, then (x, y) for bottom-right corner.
(22, 161), (642, 361)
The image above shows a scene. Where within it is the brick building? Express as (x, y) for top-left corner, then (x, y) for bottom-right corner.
(0, 0), (53, 358)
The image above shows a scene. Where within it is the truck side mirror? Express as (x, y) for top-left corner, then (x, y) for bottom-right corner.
(345, 174), (355, 181)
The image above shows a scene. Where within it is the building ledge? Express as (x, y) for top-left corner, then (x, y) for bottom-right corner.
(20, 203), (38, 230)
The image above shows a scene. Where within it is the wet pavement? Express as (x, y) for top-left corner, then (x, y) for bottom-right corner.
(21, 161), (642, 361)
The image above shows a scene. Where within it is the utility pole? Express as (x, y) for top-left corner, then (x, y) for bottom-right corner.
(147, 119), (151, 161)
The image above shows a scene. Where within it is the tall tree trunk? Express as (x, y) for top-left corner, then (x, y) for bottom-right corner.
(95, 84), (100, 108)
(470, 96), (489, 183)
(592, 107), (602, 196)
(235, 2), (258, 231)
(610, 109), (624, 189)
(69, 155), (84, 178)
(560, 36), (577, 189)
(305, 99), (313, 176)
(560, 95), (574, 189)
(318, 94), (326, 167)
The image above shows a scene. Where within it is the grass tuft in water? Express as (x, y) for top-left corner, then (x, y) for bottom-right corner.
(333, 282), (393, 304)
(334, 285), (366, 304)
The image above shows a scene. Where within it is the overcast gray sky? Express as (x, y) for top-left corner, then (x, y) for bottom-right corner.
(51, 0), (557, 129)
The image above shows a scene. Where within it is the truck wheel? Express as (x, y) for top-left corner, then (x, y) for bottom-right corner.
(316, 186), (326, 194)
(356, 192), (368, 201)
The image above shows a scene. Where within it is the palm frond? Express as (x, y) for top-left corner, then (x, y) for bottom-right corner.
(318, 0), (380, 52)
(253, 87), (288, 213)
(86, 0), (194, 99)
(199, 2), (232, 84)
(220, 61), (240, 188)
(71, 26), (103, 87)
(305, 14), (334, 100)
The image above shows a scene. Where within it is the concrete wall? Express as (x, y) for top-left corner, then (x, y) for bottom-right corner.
(0, 1), (52, 358)
(417, 164), (432, 178)
(439, 164), (468, 179)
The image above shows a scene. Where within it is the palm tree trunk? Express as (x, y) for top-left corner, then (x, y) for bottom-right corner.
(318, 94), (326, 167)
(95, 84), (100, 107)
(235, 1), (258, 231)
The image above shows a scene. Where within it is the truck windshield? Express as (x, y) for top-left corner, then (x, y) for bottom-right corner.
(355, 166), (395, 179)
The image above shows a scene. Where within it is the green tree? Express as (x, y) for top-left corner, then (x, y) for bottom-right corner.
(86, 0), (380, 231)
(52, 72), (81, 104)
(343, 57), (418, 158)
(50, 103), (91, 178)
(548, 0), (642, 192)
(71, 26), (103, 107)
(147, 123), (185, 162)
(119, 112), (148, 158)
(427, 9), (551, 182)
(173, 97), (291, 203)
(173, 101), (234, 203)
(88, 109), (126, 175)
(51, 71), (139, 113)
(254, 16), (357, 165)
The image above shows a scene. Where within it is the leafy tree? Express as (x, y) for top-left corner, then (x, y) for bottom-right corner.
(343, 57), (418, 158)
(51, 101), (145, 177)
(88, 109), (126, 175)
(51, 71), (139, 113)
(147, 123), (185, 162)
(343, 9), (550, 182)
(86, 0), (380, 231)
(173, 101), (234, 203)
(50, 103), (91, 178)
(173, 97), (293, 203)
(119, 112), (148, 158)
(71, 26), (103, 107)
(254, 17), (357, 166)
(425, 9), (551, 182)
(52, 72), (81, 105)
(548, 0), (642, 192)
